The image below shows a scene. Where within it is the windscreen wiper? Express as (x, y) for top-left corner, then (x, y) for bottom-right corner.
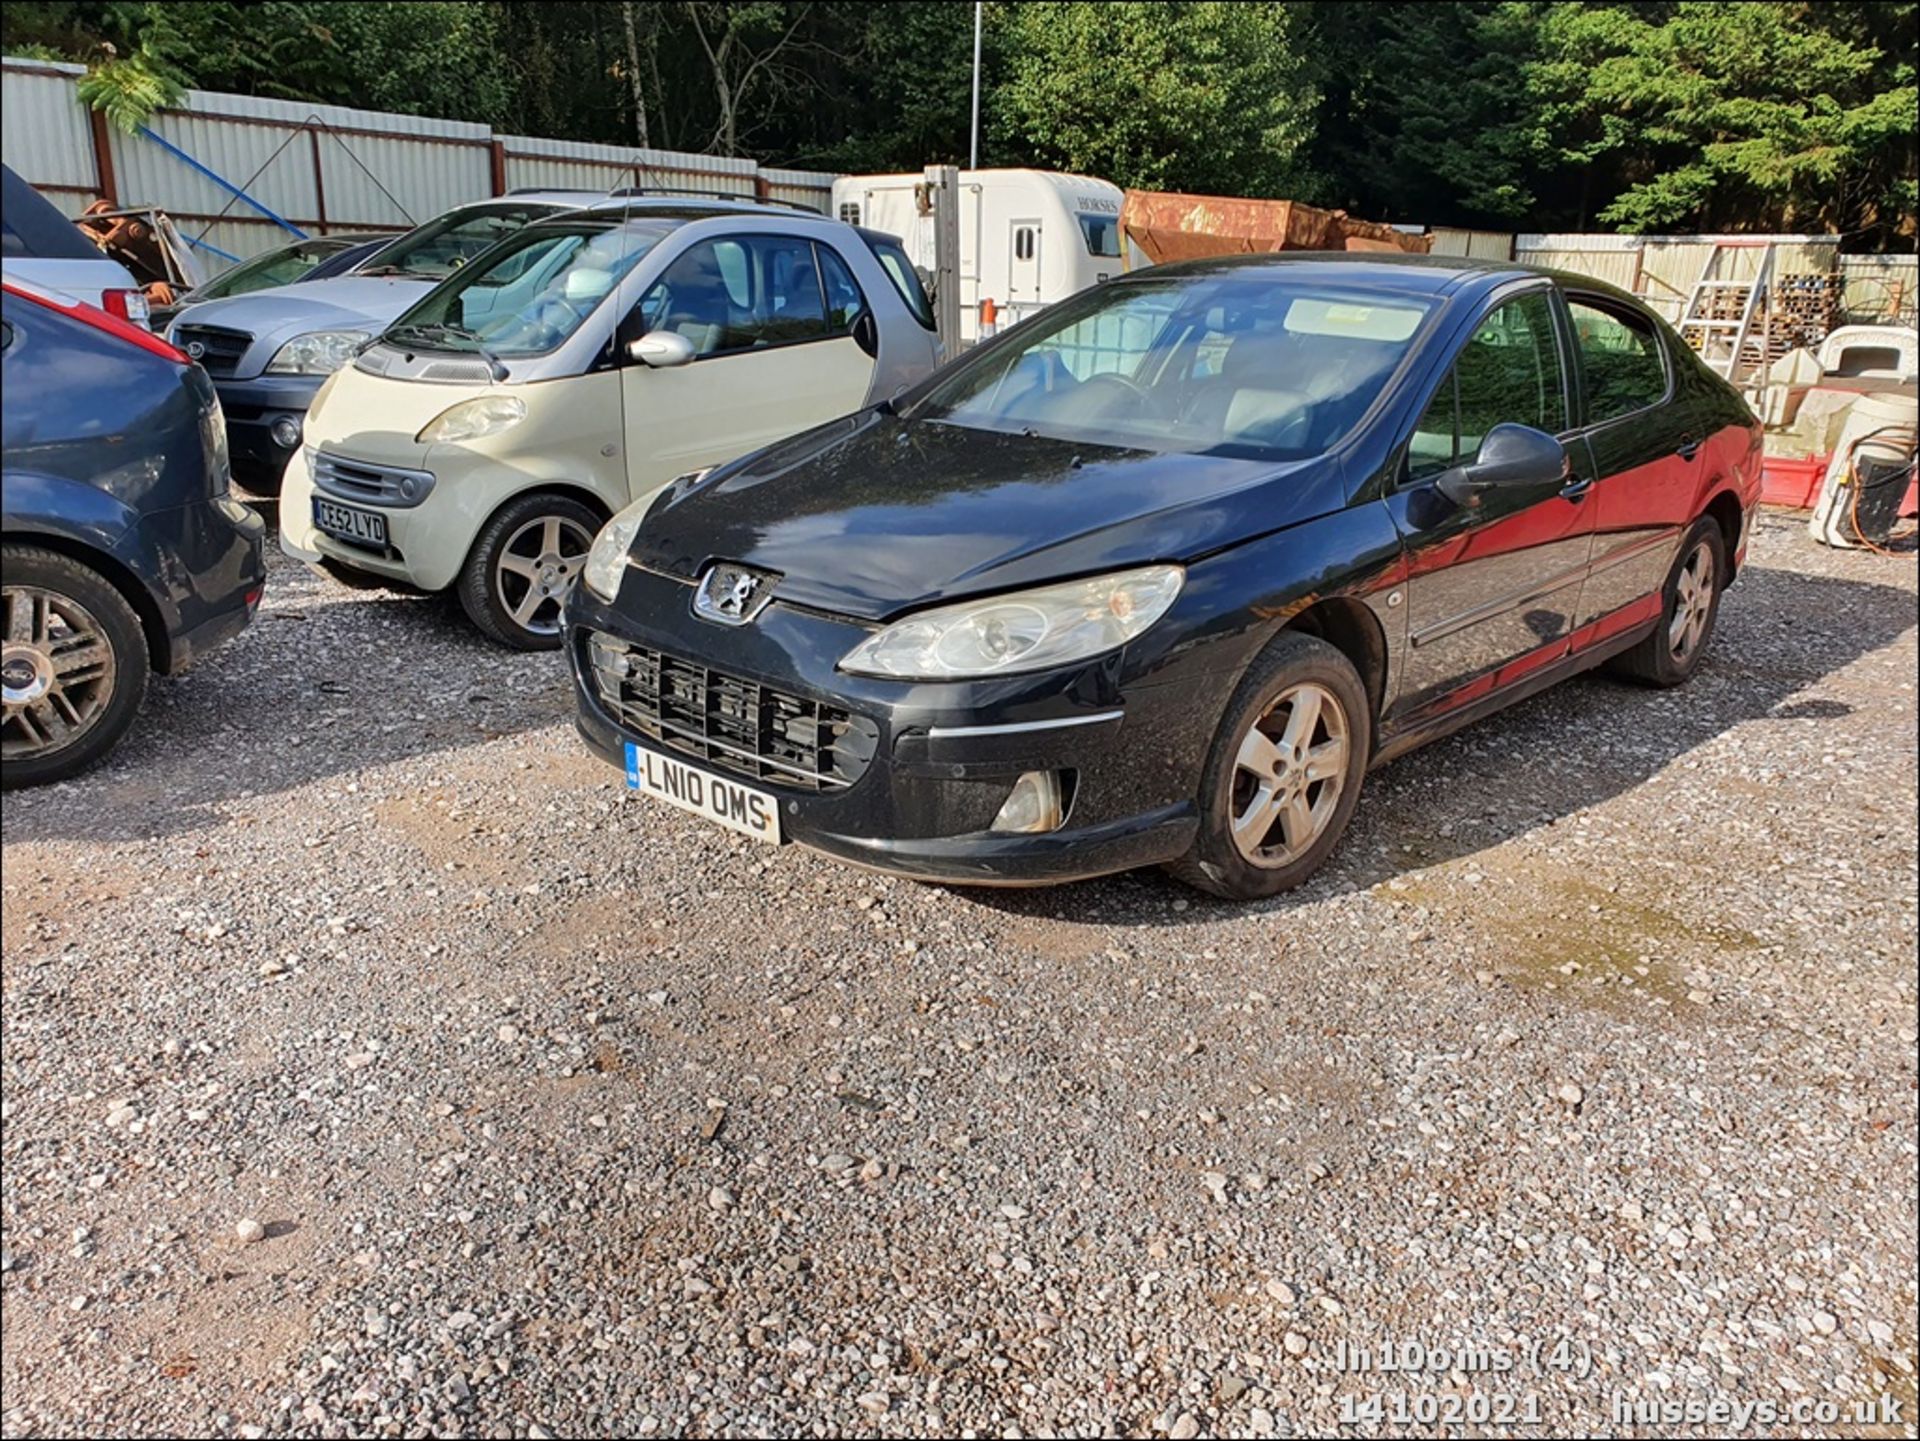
(383, 322), (507, 381)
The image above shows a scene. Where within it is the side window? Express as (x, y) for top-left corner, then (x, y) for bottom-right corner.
(1410, 291), (1566, 480)
(865, 235), (935, 330)
(815, 243), (867, 335)
(1408, 373), (1459, 480)
(1014, 227), (1036, 262)
(637, 234), (830, 358)
(1567, 298), (1667, 423)
(837, 202), (860, 226)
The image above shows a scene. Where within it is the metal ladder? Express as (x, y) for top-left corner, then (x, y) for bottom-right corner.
(1678, 241), (1777, 384)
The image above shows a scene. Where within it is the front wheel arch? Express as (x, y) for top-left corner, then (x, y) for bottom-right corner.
(461, 483), (613, 577)
(1278, 595), (1390, 737)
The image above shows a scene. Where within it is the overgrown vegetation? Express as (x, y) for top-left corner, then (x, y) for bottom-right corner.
(5, 0), (1913, 245)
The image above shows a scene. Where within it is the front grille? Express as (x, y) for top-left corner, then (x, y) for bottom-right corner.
(311, 450), (435, 507)
(586, 633), (877, 792)
(174, 324), (252, 378)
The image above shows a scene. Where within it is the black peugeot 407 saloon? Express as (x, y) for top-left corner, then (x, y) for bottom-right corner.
(565, 254), (1761, 900)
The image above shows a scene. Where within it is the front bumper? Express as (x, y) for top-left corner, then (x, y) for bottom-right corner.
(212, 373), (324, 492)
(565, 566), (1221, 886)
(278, 445), (469, 591)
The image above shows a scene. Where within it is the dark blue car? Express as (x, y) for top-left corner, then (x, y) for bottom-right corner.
(2, 276), (266, 788)
(567, 254), (1761, 899)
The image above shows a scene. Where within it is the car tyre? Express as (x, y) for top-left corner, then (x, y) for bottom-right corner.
(1167, 630), (1371, 901)
(1608, 516), (1726, 688)
(457, 493), (604, 651)
(1, 544), (150, 791)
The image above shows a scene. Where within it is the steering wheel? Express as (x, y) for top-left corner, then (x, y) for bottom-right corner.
(1064, 371), (1169, 422)
(1247, 409), (1315, 450)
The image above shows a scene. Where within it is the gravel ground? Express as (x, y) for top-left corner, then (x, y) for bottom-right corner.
(2, 511), (1915, 1440)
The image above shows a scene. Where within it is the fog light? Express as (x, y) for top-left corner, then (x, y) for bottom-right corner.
(270, 415), (303, 450)
(992, 770), (1064, 833)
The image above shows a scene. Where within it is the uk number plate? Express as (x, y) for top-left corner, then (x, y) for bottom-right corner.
(312, 497), (387, 547)
(625, 742), (782, 844)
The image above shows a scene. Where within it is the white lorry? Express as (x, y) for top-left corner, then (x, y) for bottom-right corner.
(830, 168), (1124, 345)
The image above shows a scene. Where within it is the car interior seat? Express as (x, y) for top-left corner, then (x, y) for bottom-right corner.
(1180, 335), (1316, 449)
(660, 248), (749, 354)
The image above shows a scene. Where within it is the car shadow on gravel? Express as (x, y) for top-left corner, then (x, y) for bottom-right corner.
(0, 558), (575, 845)
(961, 560), (1918, 926)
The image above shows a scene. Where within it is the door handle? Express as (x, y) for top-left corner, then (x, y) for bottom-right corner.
(1675, 436), (1703, 461)
(1560, 475), (1594, 501)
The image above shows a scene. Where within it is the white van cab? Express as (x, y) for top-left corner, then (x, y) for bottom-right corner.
(831, 168), (1125, 344)
(279, 198), (940, 647)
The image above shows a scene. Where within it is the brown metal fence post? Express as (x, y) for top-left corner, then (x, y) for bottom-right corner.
(87, 106), (120, 206)
(308, 128), (330, 232)
(490, 140), (508, 196)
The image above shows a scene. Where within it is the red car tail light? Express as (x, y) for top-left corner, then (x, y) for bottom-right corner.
(100, 288), (152, 327)
(3, 279), (186, 363)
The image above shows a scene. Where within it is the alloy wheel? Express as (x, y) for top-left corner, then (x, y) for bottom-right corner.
(1668, 540), (1715, 664)
(1, 586), (118, 762)
(1229, 680), (1351, 866)
(494, 514), (594, 637)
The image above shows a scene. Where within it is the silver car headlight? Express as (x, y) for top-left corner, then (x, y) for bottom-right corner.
(416, 395), (525, 444)
(265, 329), (370, 375)
(839, 565), (1184, 680)
(582, 497), (650, 603)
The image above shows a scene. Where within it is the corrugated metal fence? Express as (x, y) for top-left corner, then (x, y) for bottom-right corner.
(2, 55), (838, 274)
(1514, 232), (1850, 323)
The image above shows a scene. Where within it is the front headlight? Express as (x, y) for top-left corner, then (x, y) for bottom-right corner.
(415, 395), (526, 445)
(581, 497), (649, 603)
(265, 329), (370, 375)
(839, 564), (1184, 680)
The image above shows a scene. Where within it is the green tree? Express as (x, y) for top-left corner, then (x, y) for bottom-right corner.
(991, 0), (1318, 195)
(1533, 0), (1917, 238)
(74, 36), (183, 133)
(1299, 2), (1550, 224)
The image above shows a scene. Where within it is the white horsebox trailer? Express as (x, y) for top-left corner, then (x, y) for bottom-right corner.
(831, 168), (1124, 345)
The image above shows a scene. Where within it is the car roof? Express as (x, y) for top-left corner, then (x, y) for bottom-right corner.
(514, 196), (842, 230)
(451, 191), (608, 212)
(1133, 250), (1645, 307)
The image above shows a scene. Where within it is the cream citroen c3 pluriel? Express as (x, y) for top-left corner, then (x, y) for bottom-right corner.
(279, 197), (940, 647)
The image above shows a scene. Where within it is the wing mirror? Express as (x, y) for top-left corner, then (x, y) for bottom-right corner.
(627, 331), (695, 368)
(1435, 423), (1568, 508)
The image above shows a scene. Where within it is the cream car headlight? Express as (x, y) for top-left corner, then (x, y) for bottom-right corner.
(415, 395), (527, 445)
(581, 497), (650, 603)
(839, 565), (1184, 680)
(264, 329), (370, 375)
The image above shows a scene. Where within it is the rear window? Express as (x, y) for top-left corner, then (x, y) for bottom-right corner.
(862, 233), (934, 330)
(1, 164), (98, 260)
